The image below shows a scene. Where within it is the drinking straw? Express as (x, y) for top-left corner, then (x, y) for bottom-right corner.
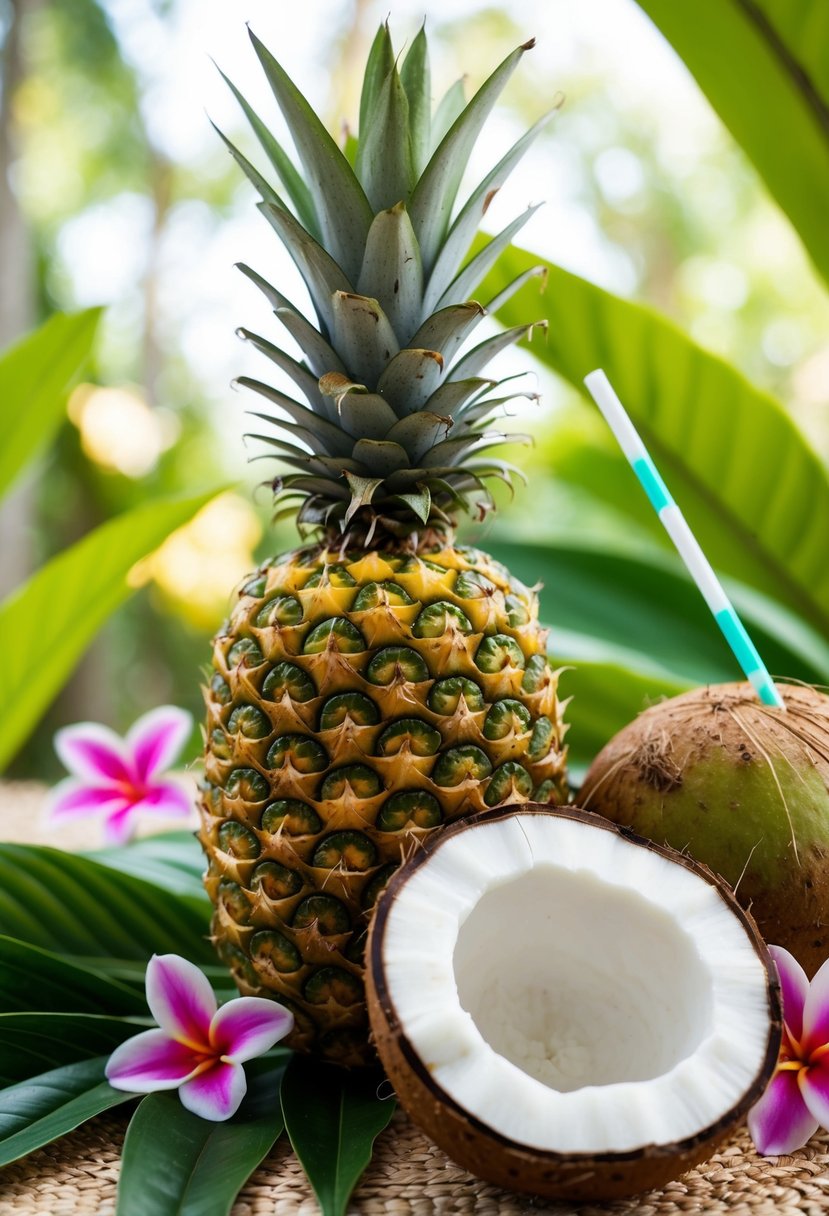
(583, 369), (785, 710)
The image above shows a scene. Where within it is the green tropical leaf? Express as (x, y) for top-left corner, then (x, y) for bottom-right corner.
(0, 489), (217, 771)
(560, 657), (691, 784)
(116, 1066), (287, 1216)
(281, 1057), (395, 1216)
(85, 831), (208, 904)
(636, 0), (829, 287)
(488, 539), (829, 686)
(0, 845), (212, 964)
(484, 244), (829, 638)
(0, 936), (147, 1017)
(0, 1057), (132, 1168)
(0, 309), (101, 502)
(0, 1013), (148, 1085)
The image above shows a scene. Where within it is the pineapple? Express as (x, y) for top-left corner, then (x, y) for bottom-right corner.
(200, 25), (568, 1067)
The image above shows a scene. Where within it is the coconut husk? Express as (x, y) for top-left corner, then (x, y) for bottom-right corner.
(580, 682), (829, 975)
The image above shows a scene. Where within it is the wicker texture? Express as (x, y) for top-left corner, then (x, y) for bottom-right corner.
(5, 1111), (829, 1215)
(4, 783), (829, 1213)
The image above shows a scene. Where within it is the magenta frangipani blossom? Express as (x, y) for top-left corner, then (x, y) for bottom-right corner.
(749, 945), (829, 1155)
(47, 706), (194, 844)
(106, 954), (293, 1120)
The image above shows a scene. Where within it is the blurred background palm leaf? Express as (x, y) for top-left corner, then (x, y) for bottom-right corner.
(1, 0), (828, 778)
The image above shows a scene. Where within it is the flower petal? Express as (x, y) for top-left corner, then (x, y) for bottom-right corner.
(102, 804), (142, 846)
(127, 706), (192, 783)
(748, 1067), (818, 1156)
(105, 1029), (203, 1092)
(800, 1058), (829, 1129)
(179, 1060), (247, 1121)
(54, 723), (132, 783)
(45, 778), (127, 825)
(801, 954), (829, 1055)
(209, 997), (294, 1062)
(136, 781), (194, 820)
(770, 945), (809, 1045)
(146, 954), (216, 1049)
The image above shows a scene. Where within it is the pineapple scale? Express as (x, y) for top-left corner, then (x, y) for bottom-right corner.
(200, 543), (568, 1066)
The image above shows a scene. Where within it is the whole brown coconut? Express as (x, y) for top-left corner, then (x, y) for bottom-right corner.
(581, 682), (829, 974)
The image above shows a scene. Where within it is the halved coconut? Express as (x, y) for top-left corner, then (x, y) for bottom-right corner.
(366, 805), (781, 1200)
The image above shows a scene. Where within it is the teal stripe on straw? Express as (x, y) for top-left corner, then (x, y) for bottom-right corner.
(715, 608), (767, 680)
(632, 457), (672, 513)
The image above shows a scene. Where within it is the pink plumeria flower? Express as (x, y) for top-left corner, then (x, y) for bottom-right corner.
(106, 954), (293, 1121)
(749, 945), (829, 1155)
(47, 706), (194, 845)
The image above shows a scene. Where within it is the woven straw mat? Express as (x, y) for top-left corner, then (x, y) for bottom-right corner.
(4, 781), (829, 1215)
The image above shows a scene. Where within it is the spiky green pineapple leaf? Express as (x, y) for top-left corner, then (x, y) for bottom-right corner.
(430, 77), (466, 152)
(259, 203), (351, 333)
(410, 39), (534, 272)
(423, 112), (558, 314)
(400, 25), (431, 175)
(394, 484), (432, 523)
(376, 349), (445, 414)
(210, 121), (285, 208)
(0, 309), (101, 503)
(0, 1057), (133, 1169)
(355, 58), (415, 212)
(281, 1056), (395, 1216)
(0, 488), (217, 772)
(215, 64), (319, 238)
(358, 24), (396, 148)
(356, 205), (423, 344)
(116, 1066), (288, 1216)
(236, 329), (328, 413)
(248, 28), (372, 283)
(330, 293), (400, 386)
(436, 205), (542, 311)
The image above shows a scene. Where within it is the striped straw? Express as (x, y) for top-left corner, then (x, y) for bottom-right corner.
(584, 369), (785, 710)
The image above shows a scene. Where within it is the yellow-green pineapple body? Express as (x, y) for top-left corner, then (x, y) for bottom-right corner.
(202, 25), (569, 1065)
(201, 543), (566, 1065)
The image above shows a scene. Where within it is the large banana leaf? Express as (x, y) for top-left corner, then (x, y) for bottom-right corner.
(0, 844), (213, 964)
(0, 309), (101, 502)
(488, 538), (829, 687)
(635, 0), (829, 288)
(486, 539), (802, 777)
(484, 245), (829, 638)
(561, 657), (691, 783)
(0, 489), (217, 771)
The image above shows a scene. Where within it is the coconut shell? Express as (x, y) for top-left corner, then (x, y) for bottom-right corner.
(581, 682), (829, 976)
(366, 804), (781, 1201)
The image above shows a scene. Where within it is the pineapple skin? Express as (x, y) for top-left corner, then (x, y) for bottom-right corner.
(200, 542), (567, 1066)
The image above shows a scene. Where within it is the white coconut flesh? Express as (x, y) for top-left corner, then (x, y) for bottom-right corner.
(376, 811), (775, 1155)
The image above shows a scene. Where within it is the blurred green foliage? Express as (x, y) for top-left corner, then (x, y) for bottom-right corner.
(2, 0), (828, 779)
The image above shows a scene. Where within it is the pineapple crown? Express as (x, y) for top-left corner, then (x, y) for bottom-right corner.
(216, 24), (557, 547)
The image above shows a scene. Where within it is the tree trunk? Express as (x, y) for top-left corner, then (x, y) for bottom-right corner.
(0, 0), (37, 598)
